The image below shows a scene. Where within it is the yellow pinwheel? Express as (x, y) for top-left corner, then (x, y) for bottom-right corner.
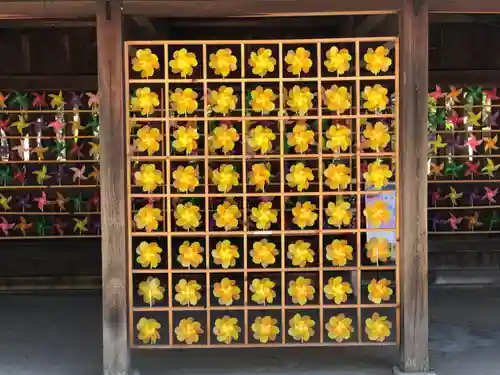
(33, 165), (50, 185)
(73, 217), (88, 234)
(445, 186), (463, 206)
(10, 115), (29, 134)
(49, 90), (65, 108)
(428, 135), (447, 154)
(0, 194), (12, 211)
(482, 158), (500, 178)
(466, 111), (482, 127)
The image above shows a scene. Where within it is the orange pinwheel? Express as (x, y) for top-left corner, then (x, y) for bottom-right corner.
(429, 162), (443, 177)
(483, 135), (498, 152)
(446, 86), (462, 106)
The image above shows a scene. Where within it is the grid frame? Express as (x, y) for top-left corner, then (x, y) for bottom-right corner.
(126, 37), (400, 349)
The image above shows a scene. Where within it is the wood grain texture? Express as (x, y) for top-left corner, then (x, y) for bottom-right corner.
(97, 0), (129, 374)
(399, 0), (430, 373)
(3, 0), (500, 19)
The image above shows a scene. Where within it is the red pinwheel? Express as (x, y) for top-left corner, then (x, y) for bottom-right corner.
(463, 161), (481, 177)
(448, 111), (462, 129)
(429, 85), (446, 100)
(53, 218), (68, 236)
(431, 189), (442, 206)
(0, 119), (9, 132)
(484, 88), (500, 101)
(70, 142), (84, 158)
(31, 92), (47, 108)
(13, 167), (26, 185)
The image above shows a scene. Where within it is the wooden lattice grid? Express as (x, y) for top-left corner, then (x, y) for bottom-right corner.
(125, 37), (400, 348)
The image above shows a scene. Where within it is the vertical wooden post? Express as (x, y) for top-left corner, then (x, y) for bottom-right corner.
(97, 0), (130, 374)
(395, 1), (433, 374)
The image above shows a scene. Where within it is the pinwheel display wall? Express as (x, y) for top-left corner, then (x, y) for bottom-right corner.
(0, 90), (100, 239)
(428, 85), (500, 234)
(126, 38), (399, 348)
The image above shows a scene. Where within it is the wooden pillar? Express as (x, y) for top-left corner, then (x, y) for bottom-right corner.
(395, 1), (433, 374)
(97, 1), (130, 374)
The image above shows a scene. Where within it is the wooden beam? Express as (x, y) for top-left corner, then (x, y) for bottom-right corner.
(0, 75), (97, 90)
(354, 14), (389, 36)
(1, 0), (401, 19)
(396, 0), (432, 375)
(0, 19), (96, 28)
(3, 0), (500, 20)
(132, 16), (157, 36)
(429, 70), (500, 87)
(97, 0), (129, 374)
(429, 0), (500, 13)
(122, 0), (401, 17)
(0, 1), (95, 19)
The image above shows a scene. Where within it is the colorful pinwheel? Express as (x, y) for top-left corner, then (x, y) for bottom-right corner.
(0, 217), (14, 236)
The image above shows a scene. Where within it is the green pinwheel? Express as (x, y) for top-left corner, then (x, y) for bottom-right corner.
(487, 211), (500, 231)
(70, 193), (85, 212)
(51, 141), (67, 157)
(444, 160), (466, 178)
(9, 92), (29, 109)
(428, 109), (446, 130)
(0, 166), (11, 185)
(35, 217), (48, 236)
(465, 86), (483, 104)
(85, 118), (100, 133)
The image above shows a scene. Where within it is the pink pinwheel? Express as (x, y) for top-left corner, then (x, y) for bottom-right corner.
(31, 92), (47, 108)
(447, 213), (463, 231)
(0, 217), (14, 236)
(33, 192), (50, 212)
(464, 161), (481, 177)
(48, 120), (65, 132)
(482, 187), (499, 204)
(484, 88), (500, 101)
(429, 85), (446, 100)
(463, 135), (483, 152)
(431, 189), (441, 206)
(70, 165), (88, 183)
(0, 119), (9, 132)
(86, 92), (99, 109)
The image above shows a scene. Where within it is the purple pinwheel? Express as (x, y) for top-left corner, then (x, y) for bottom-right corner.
(468, 188), (480, 206)
(430, 215), (444, 232)
(91, 217), (101, 235)
(69, 92), (83, 108)
(487, 111), (500, 128)
(445, 135), (464, 152)
(17, 194), (31, 211)
(51, 165), (66, 185)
